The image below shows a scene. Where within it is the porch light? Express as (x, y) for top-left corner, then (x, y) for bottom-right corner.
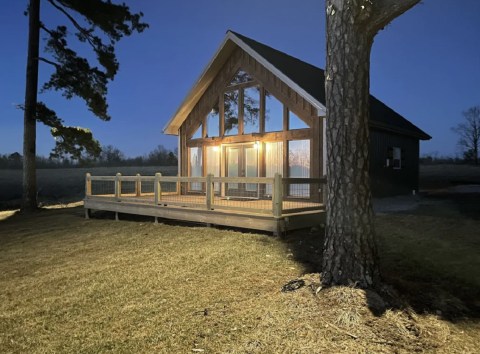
(213, 146), (220, 152)
(254, 141), (259, 149)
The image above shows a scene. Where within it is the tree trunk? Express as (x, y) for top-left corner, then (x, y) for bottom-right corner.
(22, 0), (41, 212)
(322, 1), (380, 288)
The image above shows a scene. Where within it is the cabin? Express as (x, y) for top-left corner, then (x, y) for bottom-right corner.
(163, 30), (431, 197)
(83, 31), (430, 235)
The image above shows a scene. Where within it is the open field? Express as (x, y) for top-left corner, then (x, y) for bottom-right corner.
(0, 166), (177, 210)
(0, 188), (479, 352)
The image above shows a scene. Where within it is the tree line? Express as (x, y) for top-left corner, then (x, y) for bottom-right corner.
(0, 144), (177, 169)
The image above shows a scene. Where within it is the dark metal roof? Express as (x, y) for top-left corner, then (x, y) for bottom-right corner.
(230, 31), (431, 140)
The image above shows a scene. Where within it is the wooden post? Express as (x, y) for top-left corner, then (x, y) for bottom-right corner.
(154, 173), (162, 205)
(115, 173), (122, 201)
(84, 208), (90, 219)
(206, 174), (213, 210)
(322, 176), (327, 206)
(272, 173), (283, 217)
(85, 173), (92, 197)
(135, 173), (141, 197)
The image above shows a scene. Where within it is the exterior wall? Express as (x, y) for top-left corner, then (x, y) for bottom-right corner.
(369, 129), (420, 197)
(180, 46), (323, 181)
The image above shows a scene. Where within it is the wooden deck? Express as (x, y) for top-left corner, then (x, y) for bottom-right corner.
(84, 173), (326, 235)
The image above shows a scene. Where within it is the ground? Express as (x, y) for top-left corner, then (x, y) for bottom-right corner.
(0, 164), (479, 352)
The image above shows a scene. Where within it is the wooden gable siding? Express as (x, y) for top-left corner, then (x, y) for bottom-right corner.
(180, 44), (324, 179)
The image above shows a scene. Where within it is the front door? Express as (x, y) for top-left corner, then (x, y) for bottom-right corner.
(225, 144), (258, 197)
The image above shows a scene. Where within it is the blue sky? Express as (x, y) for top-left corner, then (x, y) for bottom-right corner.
(0, 0), (479, 158)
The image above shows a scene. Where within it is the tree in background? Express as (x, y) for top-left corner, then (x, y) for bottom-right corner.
(322, 0), (420, 288)
(452, 106), (480, 165)
(22, 0), (148, 211)
(99, 145), (125, 166)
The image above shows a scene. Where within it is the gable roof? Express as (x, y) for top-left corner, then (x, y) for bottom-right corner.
(164, 30), (431, 140)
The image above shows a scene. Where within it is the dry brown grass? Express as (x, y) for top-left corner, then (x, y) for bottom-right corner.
(1, 203), (479, 353)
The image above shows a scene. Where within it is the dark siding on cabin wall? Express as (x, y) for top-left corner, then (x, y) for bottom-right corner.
(369, 129), (419, 197)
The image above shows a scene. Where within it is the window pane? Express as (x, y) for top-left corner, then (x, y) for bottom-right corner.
(228, 69), (254, 86)
(189, 147), (202, 191)
(244, 86), (260, 134)
(245, 146), (258, 191)
(224, 90), (239, 135)
(191, 124), (202, 139)
(288, 140), (310, 197)
(289, 110), (309, 130)
(206, 146), (220, 192)
(265, 91), (283, 132)
(227, 148), (239, 189)
(393, 147), (402, 169)
(207, 103), (219, 137)
(265, 141), (283, 196)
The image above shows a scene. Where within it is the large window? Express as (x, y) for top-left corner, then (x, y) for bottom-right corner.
(224, 90), (239, 135)
(206, 146), (220, 192)
(265, 91), (283, 132)
(243, 86), (260, 134)
(206, 102), (220, 138)
(288, 140), (310, 197)
(265, 141), (283, 195)
(189, 147), (202, 191)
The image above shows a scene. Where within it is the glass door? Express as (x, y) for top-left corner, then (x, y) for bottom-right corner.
(225, 144), (258, 197)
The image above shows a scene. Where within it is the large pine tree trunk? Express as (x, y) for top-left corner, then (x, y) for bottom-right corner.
(322, 1), (380, 288)
(22, 0), (41, 212)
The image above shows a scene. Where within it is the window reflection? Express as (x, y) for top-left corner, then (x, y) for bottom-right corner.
(228, 69), (254, 86)
(243, 86), (260, 134)
(207, 102), (219, 137)
(224, 90), (239, 135)
(265, 91), (283, 132)
(189, 147), (202, 191)
(289, 140), (310, 197)
(289, 110), (309, 130)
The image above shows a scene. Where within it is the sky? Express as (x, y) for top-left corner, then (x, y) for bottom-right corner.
(0, 0), (479, 158)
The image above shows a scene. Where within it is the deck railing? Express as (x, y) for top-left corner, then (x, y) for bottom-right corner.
(85, 173), (326, 217)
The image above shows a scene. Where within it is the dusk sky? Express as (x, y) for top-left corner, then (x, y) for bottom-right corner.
(1, 0), (479, 158)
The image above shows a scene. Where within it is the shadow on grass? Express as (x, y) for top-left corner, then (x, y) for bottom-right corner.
(282, 192), (480, 322)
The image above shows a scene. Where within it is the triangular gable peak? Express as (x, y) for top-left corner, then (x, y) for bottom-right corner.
(163, 31), (325, 135)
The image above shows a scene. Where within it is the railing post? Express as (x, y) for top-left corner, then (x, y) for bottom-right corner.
(85, 173), (92, 197)
(115, 173), (122, 201)
(154, 172), (162, 205)
(135, 173), (141, 197)
(322, 176), (328, 206)
(206, 174), (213, 210)
(273, 173), (283, 217)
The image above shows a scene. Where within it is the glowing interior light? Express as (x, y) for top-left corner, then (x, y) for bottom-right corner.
(213, 146), (220, 152)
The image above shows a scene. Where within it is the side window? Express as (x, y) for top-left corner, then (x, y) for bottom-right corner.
(387, 146), (403, 169)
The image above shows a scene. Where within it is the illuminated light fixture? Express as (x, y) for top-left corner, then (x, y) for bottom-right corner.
(254, 141), (259, 149)
(213, 146), (220, 152)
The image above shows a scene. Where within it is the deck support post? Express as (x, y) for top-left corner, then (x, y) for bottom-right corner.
(135, 173), (141, 197)
(84, 208), (90, 219)
(154, 216), (158, 224)
(115, 173), (122, 201)
(273, 173), (283, 218)
(85, 173), (92, 197)
(154, 173), (162, 205)
(115, 212), (119, 221)
(206, 174), (214, 210)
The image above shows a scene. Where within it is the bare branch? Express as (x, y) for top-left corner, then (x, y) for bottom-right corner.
(366, 0), (421, 36)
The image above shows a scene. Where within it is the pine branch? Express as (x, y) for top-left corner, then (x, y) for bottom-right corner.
(47, 0), (97, 49)
(38, 57), (60, 68)
(366, 0), (421, 36)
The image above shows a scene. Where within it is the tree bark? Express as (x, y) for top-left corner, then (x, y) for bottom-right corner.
(322, 1), (379, 288)
(22, 0), (41, 212)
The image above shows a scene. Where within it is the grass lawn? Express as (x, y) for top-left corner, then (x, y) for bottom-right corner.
(0, 193), (479, 353)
